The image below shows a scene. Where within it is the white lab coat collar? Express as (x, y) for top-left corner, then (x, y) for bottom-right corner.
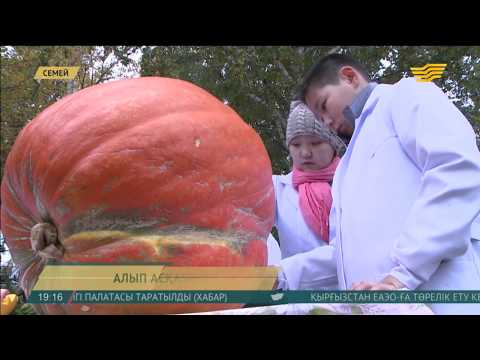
(353, 83), (386, 132)
(333, 84), (390, 204)
(278, 171), (293, 185)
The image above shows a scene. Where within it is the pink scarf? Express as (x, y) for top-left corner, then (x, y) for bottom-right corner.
(292, 157), (340, 243)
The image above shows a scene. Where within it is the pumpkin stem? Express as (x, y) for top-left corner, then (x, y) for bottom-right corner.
(30, 223), (65, 260)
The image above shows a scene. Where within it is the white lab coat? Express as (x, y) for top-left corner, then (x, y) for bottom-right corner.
(266, 173), (338, 289)
(472, 215), (480, 240)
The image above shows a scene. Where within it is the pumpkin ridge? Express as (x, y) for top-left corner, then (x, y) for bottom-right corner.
(3, 171), (38, 225)
(45, 108), (239, 205)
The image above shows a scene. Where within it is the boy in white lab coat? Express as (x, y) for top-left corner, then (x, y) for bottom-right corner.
(285, 53), (480, 314)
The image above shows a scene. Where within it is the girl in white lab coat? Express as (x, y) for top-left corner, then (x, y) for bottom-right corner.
(267, 101), (345, 289)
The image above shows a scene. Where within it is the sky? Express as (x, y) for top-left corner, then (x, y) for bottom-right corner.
(105, 47), (143, 80)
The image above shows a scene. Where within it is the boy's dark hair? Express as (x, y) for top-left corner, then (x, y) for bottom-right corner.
(296, 54), (370, 102)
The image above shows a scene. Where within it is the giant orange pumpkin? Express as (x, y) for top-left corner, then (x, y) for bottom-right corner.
(0, 77), (275, 314)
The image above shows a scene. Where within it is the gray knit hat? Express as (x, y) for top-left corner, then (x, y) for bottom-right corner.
(286, 101), (346, 156)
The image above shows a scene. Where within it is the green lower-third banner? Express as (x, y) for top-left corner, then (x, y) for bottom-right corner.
(28, 290), (480, 305)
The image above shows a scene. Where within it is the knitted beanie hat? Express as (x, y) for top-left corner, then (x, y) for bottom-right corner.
(286, 100), (346, 155)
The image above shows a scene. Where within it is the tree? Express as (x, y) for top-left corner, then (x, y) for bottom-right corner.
(140, 46), (480, 174)
(2, 46), (478, 178)
(1, 46), (141, 180)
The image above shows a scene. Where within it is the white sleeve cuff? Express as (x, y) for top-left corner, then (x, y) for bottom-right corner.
(389, 264), (425, 290)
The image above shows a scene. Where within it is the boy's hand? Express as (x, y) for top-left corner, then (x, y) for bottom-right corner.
(351, 275), (406, 290)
